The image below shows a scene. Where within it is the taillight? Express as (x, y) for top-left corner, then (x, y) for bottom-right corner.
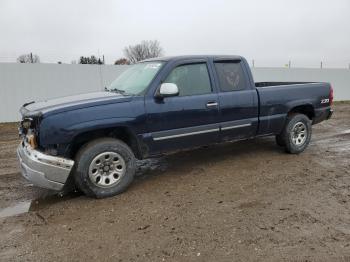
(329, 85), (334, 106)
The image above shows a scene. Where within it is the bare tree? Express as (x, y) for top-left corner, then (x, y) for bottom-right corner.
(17, 53), (40, 63)
(124, 40), (163, 64)
(114, 58), (130, 65)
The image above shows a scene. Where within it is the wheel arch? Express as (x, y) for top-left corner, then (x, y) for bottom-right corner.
(287, 104), (315, 120)
(68, 126), (143, 160)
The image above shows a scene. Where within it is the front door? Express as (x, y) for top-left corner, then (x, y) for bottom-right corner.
(145, 60), (220, 155)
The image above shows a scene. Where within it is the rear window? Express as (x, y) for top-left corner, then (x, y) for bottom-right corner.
(214, 61), (247, 91)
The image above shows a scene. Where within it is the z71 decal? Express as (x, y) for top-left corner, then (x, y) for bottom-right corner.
(321, 98), (329, 104)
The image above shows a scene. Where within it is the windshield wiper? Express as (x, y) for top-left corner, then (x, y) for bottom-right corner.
(105, 87), (128, 95)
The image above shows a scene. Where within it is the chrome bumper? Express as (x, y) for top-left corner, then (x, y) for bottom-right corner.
(16, 141), (75, 191)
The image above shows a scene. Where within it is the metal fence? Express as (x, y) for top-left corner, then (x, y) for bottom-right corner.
(0, 63), (128, 122)
(0, 63), (349, 122)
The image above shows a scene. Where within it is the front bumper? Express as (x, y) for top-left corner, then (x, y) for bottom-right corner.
(17, 141), (74, 191)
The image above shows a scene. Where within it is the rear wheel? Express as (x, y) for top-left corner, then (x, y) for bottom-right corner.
(74, 138), (136, 198)
(280, 114), (312, 154)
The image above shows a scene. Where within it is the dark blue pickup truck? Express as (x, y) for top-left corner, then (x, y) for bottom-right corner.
(17, 55), (333, 198)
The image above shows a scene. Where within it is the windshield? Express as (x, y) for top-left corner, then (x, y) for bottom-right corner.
(107, 61), (164, 95)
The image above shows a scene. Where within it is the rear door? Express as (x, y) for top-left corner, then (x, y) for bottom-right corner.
(145, 59), (220, 154)
(212, 59), (259, 142)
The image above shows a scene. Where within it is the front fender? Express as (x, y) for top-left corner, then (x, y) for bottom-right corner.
(38, 98), (146, 147)
(40, 116), (135, 146)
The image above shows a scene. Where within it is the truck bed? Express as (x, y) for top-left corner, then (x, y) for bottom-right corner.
(255, 81), (332, 136)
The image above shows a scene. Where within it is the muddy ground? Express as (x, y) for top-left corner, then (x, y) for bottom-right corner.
(0, 103), (349, 262)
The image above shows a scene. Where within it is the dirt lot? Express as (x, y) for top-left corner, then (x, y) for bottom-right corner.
(0, 103), (349, 262)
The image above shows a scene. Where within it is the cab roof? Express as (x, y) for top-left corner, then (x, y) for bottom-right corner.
(143, 55), (243, 63)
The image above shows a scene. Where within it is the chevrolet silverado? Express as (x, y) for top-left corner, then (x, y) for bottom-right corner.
(17, 55), (333, 198)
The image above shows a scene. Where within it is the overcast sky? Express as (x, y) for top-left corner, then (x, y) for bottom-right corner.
(0, 0), (349, 67)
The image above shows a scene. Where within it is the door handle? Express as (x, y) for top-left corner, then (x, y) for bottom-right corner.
(206, 101), (218, 108)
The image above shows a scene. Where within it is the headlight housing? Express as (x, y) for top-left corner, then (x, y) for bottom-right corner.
(22, 118), (32, 129)
(19, 118), (39, 149)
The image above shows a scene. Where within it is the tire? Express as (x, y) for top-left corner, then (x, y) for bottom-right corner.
(73, 138), (136, 198)
(275, 134), (285, 147)
(280, 114), (312, 154)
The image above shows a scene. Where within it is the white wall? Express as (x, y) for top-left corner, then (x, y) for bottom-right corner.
(0, 63), (349, 122)
(0, 63), (127, 122)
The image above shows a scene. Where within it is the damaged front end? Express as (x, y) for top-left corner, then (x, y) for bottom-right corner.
(17, 103), (75, 191)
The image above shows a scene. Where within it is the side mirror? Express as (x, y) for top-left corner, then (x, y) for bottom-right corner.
(157, 83), (179, 98)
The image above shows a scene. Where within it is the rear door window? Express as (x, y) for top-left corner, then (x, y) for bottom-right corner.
(214, 61), (247, 92)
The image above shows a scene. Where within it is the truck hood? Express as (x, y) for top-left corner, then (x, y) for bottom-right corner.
(20, 91), (132, 118)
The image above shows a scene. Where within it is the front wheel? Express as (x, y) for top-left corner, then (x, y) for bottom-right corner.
(280, 114), (312, 154)
(73, 138), (136, 198)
